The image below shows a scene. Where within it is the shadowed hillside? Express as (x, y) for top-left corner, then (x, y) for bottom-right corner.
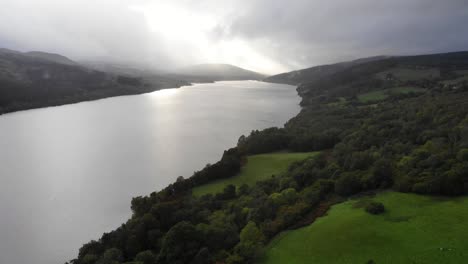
(264, 56), (388, 85)
(0, 48), (188, 114)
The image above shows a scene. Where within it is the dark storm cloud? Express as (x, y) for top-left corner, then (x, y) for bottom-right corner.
(0, 0), (467, 73)
(228, 0), (468, 70)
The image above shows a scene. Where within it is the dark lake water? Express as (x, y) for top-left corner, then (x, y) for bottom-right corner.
(0, 81), (300, 264)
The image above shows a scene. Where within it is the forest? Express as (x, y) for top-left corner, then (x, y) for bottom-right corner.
(70, 52), (468, 264)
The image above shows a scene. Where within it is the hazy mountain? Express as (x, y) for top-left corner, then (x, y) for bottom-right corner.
(169, 63), (266, 82)
(82, 62), (266, 83)
(264, 56), (389, 85)
(79, 60), (164, 77)
(25, 51), (79, 66)
(0, 48), (187, 114)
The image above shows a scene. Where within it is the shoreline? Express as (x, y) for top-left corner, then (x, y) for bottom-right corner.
(0, 79), (271, 117)
(0, 83), (188, 117)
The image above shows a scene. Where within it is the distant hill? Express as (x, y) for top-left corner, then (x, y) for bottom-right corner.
(0, 48), (187, 114)
(79, 60), (160, 77)
(169, 63), (266, 82)
(80, 60), (190, 89)
(25, 51), (79, 66)
(264, 56), (389, 85)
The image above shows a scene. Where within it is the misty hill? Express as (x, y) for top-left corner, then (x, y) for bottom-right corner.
(0, 48), (187, 114)
(169, 63), (266, 82)
(80, 60), (161, 77)
(80, 60), (190, 89)
(25, 51), (79, 66)
(264, 56), (388, 85)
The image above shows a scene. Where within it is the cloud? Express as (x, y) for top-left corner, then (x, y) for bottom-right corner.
(0, 0), (467, 74)
(0, 0), (155, 62)
(228, 0), (468, 70)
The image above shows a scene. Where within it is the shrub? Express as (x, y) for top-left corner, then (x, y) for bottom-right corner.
(365, 202), (385, 215)
(457, 148), (468, 162)
(134, 250), (157, 264)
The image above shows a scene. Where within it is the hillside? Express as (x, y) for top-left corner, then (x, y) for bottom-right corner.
(80, 61), (190, 89)
(79, 61), (161, 77)
(72, 51), (468, 264)
(25, 51), (79, 66)
(0, 48), (187, 114)
(169, 63), (266, 82)
(266, 51), (468, 106)
(264, 56), (388, 85)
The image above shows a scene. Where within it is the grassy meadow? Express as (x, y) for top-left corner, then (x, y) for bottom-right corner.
(357, 90), (389, 103)
(376, 67), (440, 81)
(192, 152), (318, 196)
(358, 87), (426, 103)
(259, 191), (468, 264)
(441, 75), (468, 85)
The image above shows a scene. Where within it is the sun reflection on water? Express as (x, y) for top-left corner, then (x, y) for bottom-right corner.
(147, 88), (179, 98)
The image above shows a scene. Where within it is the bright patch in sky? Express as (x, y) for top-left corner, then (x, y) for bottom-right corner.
(138, 3), (216, 40)
(131, 3), (286, 74)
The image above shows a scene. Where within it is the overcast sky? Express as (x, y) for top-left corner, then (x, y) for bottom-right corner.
(0, 0), (467, 74)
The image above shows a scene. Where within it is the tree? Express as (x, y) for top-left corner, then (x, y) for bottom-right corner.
(134, 250), (157, 264)
(125, 235), (143, 259)
(233, 221), (266, 261)
(269, 188), (297, 206)
(192, 247), (212, 264)
(96, 248), (123, 264)
(78, 240), (104, 260)
(81, 254), (99, 264)
(158, 221), (202, 264)
(457, 148), (468, 161)
(240, 221), (265, 244)
(196, 211), (239, 251)
(335, 173), (362, 196)
(372, 159), (394, 188)
(238, 184), (250, 195)
(365, 202), (385, 215)
(216, 184), (236, 200)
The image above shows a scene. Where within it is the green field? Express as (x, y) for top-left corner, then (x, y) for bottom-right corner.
(358, 87), (426, 103)
(357, 90), (388, 103)
(376, 67), (440, 81)
(328, 97), (348, 107)
(260, 191), (468, 264)
(192, 152), (318, 196)
(441, 75), (468, 85)
(388, 86), (426, 94)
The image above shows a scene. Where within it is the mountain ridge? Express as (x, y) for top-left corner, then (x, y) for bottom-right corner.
(263, 55), (390, 85)
(168, 63), (266, 82)
(25, 51), (79, 66)
(265, 51), (468, 86)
